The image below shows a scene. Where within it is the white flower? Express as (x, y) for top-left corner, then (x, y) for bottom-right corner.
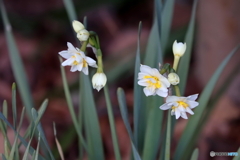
(168, 73), (180, 85)
(59, 42), (97, 74)
(138, 65), (170, 97)
(172, 40), (186, 57)
(159, 94), (199, 119)
(72, 20), (89, 41)
(92, 72), (107, 91)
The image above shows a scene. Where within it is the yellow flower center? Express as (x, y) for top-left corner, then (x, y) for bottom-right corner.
(144, 75), (161, 88)
(83, 59), (88, 68)
(73, 60), (79, 65)
(172, 101), (188, 110)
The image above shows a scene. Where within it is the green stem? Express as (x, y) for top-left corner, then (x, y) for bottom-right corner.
(165, 110), (171, 160)
(96, 49), (104, 72)
(174, 85), (181, 97)
(80, 40), (88, 52)
(104, 85), (121, 160)
(173, 56), (180, 71)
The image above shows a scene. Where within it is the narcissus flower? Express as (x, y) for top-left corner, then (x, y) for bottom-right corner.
(168, 73), (180, 85)
(159, 94), (199, 119)
(172, 40), (186, 57)
(72, 20), (89, 41)
(138, 65), (170, 97)
(59, 42), (97, 74)
(92, 72), (107, 91)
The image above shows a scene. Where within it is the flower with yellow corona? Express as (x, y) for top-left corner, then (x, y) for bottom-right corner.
(138, 65), (170, 97)
(159, 94), (199, 119)
(59, 42), (97, 74)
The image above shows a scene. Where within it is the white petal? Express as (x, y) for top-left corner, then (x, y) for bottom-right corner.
(159, 75), (170, 87)
(180, 112), (188, 119)
(82, 66), (89, 75)
(138, 72), (148, 79)
(67, 42), (78, 54)
(59, 50), (71, 59)
(156, 89), (168, 97)
(138, 79), (149, 86)
(166, 96), (180, 103)
(185, 107), (194, 115)
(159, 102), (172, 110)
(70, 65), (78, 72)
(187, 94), (199, 101)
(140, 65), (153, 75)
(62, 58), (75, 66)
(143, 87), (155, 96)
(188, 101), (199, 109)
(77, 63), (83, 71)
(85, 57), (97, 68)
(175, 109), (181, 119)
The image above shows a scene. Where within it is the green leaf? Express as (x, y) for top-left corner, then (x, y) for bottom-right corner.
(233, 147), (240, 160)
(177, 0), (199, 94)
(117, 88), (142, 160)
(0, 0), (34, 118)
(190, 148), (199, 160)
(142, 2), (164, 159)
(63, 0), (77, 22)
(80, 74), (104, 160)
(161, 0), (174, 52)
(60, 58), (88, 151)
(103, 85), (121, 160)
(174, 45), (240, 160)
(133, 22), (145, 152)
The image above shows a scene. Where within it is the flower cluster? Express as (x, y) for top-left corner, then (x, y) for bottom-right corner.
(58, 20), (107, 91)
(138, 40), (199, 119)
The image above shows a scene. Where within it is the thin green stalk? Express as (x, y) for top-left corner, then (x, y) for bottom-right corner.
(165, 110), (171, 160)
(103, 85), (121, 160)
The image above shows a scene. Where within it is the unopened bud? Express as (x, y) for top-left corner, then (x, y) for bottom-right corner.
(168, 73), (180, 85)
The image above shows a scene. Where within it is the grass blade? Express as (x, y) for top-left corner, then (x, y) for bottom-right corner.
(63, 0), (77, 21)
(0, 0), (34, 118)
(117, 88), (141, 160)
(12, 83), (17, 129)
(53, 123), (65, 160)
(174, 45), (240, 160)
(0, 112), (46, 160)
(177, 0), (199, 94)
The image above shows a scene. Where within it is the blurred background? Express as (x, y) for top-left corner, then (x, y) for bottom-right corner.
(0, 0), (240, 159)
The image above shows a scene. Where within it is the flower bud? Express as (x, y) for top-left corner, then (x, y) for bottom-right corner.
(172, 40), (186, 57)
(168, 73), (180, 85)
(77, 29), (90, 41)
(72, 20), (85, 33)
(92, 72), (107, 91)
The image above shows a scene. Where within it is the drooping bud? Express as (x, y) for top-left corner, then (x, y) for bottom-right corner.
(92, 72), (107, 91)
